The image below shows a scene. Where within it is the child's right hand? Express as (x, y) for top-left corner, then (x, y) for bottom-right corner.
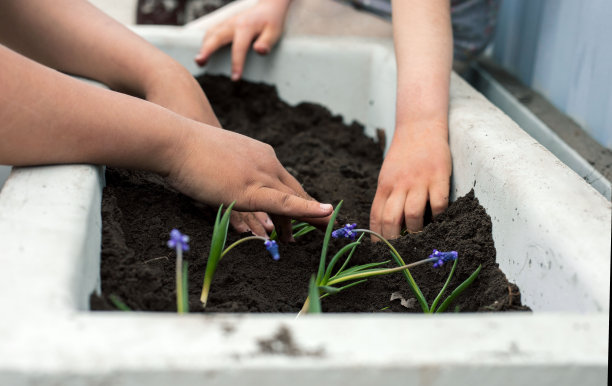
(166, 122), (333, 242)
(194, 0), (291, 81)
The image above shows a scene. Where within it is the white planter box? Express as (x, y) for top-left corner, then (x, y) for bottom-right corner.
(0, 27), (608, 385)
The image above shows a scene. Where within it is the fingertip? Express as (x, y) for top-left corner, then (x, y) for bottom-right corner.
(253, 43), (270, 55)
(231, 70), (241, 81)
(194, 56), (208, 66)
(319, 203), (333, 214)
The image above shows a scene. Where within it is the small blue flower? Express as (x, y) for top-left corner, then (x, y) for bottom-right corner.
(331, 223), (358, 240)
(167, 229), (190, 252)
(264, 240), (280, 261)
(430, 249), (458, 268)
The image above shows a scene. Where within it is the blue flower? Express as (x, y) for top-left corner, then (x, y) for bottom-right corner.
(167, 229), (190, 252)
(264, 240), (280, 261)
(430, 249), (458, 268)
(331, 223), (358, 240)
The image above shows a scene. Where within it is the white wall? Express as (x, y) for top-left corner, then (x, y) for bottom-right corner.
(492, 0), (612, 150)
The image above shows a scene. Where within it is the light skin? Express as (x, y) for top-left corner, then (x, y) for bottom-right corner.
(0, 0), (332, 242)
(195, 0), (452, 240)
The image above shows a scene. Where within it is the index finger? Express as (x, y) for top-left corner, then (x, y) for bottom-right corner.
(195, 27), (234, 66)
(231, 27), (256, 80)
(247, 187), (333, 218)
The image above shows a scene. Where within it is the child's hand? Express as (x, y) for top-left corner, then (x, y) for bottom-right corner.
(369, 126), (451, 239)
(166, 124), (332, 242)
(230, 210), (275, 237)
(194, 0), (291, 80)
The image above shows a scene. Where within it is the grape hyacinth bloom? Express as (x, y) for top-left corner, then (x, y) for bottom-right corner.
(430, 249), (458, 268)
(168, 229), (190, 252)
(265, 240), (280, 261)
(331, 223), (357, 240)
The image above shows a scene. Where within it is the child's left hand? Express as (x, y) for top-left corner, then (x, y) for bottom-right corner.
(369, 125), (451, 239)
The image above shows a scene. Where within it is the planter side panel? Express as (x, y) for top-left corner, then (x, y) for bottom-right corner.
(449, 73), (611, 312)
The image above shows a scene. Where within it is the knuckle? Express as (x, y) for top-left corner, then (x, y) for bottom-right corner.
(279, 193), (292, 208)
(430, 201), (447, 214)
(382, 215), (402, 227)
(404, 206), (421, 219)
(235, 16), (252, 29)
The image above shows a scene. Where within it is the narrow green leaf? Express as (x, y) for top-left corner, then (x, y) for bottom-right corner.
(318, 285), (341, 294)
(332, 260), (391, 279)
(334, 279), (367, 292)
(336, 234), (364, 274)
(269, 228), (277, 241)
(322, 241), (362, 284)
(429, 258), (459, 313)
(292, 225), (316, 239)
(200, 202), (235, 306)
(291, 221), (309, 231)
(109, 294), (131, 311)
(435, 264), (482, 313)
(320, 279), (368, 299)
(307, 275), (321, 313)
(316, 201), (343, 285)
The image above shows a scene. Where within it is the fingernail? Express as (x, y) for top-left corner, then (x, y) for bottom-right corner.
(320, 203), (333, 212)
(231, 72), (240, 81)
(265, 218), (273, 226)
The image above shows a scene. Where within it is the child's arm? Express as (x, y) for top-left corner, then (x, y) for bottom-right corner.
(0, 44), (332, 239)
(0, 0), (292, 237)
(370, 0), (453, 239)
(194, 0), (291, 80)
(0, 0), (219, 126)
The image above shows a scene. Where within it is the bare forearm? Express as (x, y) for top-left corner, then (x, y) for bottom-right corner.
(391, 0), (452, 136)
(0, 44), (189, 174)
(0, 0), (220, 126)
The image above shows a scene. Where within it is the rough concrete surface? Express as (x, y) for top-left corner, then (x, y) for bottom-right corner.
(477, 58), (612, 183)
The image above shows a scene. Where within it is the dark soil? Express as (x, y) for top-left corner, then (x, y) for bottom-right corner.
(90, 74), (530, 313)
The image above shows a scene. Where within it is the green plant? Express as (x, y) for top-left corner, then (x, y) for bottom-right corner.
(302, 201), (482, 314)
(200, 203), (310, 308)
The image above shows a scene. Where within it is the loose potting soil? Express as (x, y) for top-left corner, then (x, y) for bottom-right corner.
(90, 74), (530, 313)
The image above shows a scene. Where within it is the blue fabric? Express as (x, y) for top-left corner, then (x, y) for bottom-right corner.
(348, 0), (501, 62)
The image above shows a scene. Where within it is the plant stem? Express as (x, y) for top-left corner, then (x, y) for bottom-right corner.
(176, 247), (185, 314)
(327, 258), (436, 286)
(220, 235), (268, 259)
(200, 235), (268, 308)
(354, 229), (429, 312)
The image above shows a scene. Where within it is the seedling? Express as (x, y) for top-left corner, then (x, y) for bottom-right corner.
(303, 201), (482, 314)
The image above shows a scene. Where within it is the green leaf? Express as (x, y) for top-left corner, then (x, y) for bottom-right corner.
(435, 264), (482, 313)
(269, 228), (277, 241)
(318, 285), (341, 294)
(315, 201), (343, 285)
(292, 225), (316, 239)
(291, 221), (309, 232)
(429, 258), (459, 313)
(334, 279), (368, 293)
(307, 275), (321, 313)
(332, 260), (391, 279)
(109, 294), (131, 311)
(322, 240), (362, 284)
(200, 202), (235, 307)
(320, 279), (368, 299)
(336, 234), (364, 274)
